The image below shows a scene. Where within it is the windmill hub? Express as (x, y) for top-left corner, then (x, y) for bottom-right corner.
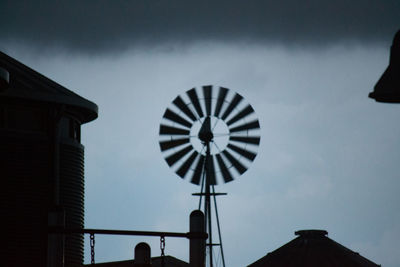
(190, 116), (230, 155)
(198, 131), (213, 143)
(198, 116), (214, 143)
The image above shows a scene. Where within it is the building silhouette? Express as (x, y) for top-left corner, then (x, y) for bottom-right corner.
(248, 230), (380, 267)
(0, 51), (97, 267)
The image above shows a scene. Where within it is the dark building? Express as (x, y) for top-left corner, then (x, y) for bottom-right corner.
(0, 51), (98, 267)
(248, 229), (380, 267)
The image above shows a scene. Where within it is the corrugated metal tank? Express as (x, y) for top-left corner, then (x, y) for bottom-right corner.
(60, 141), (85, 266)
(0, 52), (98, 267)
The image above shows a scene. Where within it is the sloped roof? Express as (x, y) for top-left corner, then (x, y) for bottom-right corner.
(0, 51), (98, 123)
(248, 230), (380, 267)
(85, 255), (189, 267)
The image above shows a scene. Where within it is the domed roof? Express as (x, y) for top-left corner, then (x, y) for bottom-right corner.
(248, 230), (380, 267)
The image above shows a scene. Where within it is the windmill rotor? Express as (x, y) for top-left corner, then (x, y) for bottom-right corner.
(159, 85), (261, 185)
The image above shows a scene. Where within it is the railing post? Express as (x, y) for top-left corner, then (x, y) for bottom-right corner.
(134, 242), (152, 267)
(190, 210), (205, 267)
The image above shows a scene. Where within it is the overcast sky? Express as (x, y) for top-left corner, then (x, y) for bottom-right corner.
(1, 1), (400, 267)
(1, 0), (399, 52)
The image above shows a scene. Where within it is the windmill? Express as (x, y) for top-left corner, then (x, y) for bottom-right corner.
(159, 85), (260, 267)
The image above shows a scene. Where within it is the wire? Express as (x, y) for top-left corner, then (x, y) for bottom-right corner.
(212, 118), (220, 131)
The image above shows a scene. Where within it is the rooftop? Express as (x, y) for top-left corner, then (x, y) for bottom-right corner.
(248, 229), (380, 267)
(0, 51), (98, 123)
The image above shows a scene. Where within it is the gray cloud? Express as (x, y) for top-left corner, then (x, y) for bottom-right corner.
(1, 0), (399, 53)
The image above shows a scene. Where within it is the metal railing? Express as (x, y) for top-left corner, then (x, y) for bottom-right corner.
(47, 210), (207, 267)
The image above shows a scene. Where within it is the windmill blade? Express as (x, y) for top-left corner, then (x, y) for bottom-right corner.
(214, 87), (228, 118)
(165, 145), (193, 166)
(187, 88), (204, 118)
(229, 136), (260, 145)
(222, 150), (247, 174)
(203, 85), (212, 116)
(160, 125), (190, 135)
(229, 120), (260, 133)
(227, 143), (257, 161)
(159, 138), (190, 151)
(163, 108), (192, 128)
(221, 93), (243, 120)
(216, 154), (234, 183)
(191, 155), (205, 185)
(206, 155), (217, 185)
(176, 151), (198, 178)
(173, 95), (197, 121)
(226, 104), (255, 126)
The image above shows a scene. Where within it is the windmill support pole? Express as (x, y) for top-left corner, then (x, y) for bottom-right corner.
(205, 183), (213, 267)
(205, 142), (213, 267)
(212, 186), (226, 267)
(193, 190), (227, 267)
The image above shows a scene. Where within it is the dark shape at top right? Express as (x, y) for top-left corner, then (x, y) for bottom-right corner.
(369, 29), (400, 103)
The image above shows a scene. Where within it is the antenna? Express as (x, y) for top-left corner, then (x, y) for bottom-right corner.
(159, 85), (261, 267)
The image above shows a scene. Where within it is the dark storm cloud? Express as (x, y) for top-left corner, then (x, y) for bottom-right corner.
(1, 0), (399, 53)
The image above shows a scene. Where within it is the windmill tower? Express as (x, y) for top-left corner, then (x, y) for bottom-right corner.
(159, 85), (260, 267)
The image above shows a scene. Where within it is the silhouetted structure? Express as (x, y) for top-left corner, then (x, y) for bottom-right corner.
(248, 229), (380, 267)
(369, 29), (400, 102)
(0, 51), (98, 267)
(80, 210), (206, 266)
